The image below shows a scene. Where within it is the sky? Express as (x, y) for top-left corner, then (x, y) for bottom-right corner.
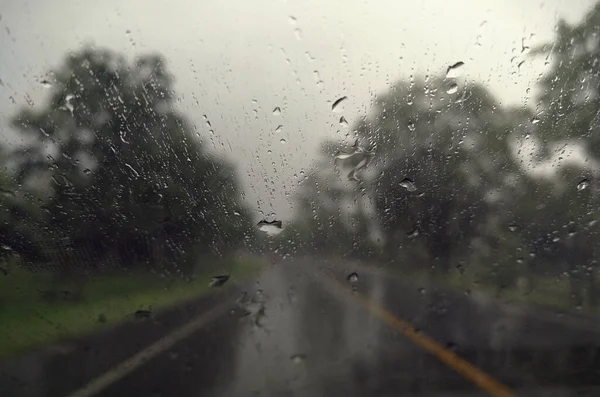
(0, 0), (597, 221)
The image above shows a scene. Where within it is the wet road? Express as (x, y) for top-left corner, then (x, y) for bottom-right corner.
(3, 258), (600, 397)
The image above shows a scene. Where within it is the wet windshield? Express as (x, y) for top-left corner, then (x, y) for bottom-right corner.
(2, 1), (600, 396)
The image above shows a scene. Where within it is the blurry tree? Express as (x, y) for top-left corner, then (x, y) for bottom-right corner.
(362, 77), (522, 273)
(528, 2), (600, 306)
(534, 2), (600, 155)
(10, 46), (252, 275)
(286, 140), (375, 259)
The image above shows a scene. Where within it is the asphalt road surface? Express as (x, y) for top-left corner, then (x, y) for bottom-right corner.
(2, 257), (600, 397)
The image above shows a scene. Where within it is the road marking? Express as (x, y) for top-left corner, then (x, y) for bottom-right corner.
(321, 273), (517, 397)
(66, 300), (234, 397)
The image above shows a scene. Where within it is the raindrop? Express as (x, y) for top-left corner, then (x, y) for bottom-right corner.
(418, 287), (426, 294)
(339, 116), (348, 127)
(347, 155), (373, 182)
(508, 224), (518, 232)
(331, 96), (348, 113)
(446, 341), (458, 351)
(407, 229), (419, 239)
(119, 130), (130, 144)
(294, 28), (302, 40)
(0, 187), (15, 197)
(275, 125), (283, 133)
(577, 179), (589, 191)
(134, 309), (152, 319)
(347, 272), (359, 284)
(257, 219), (284, 236)
(64, 94), (74, 114)
(446, 83), (458, 94)
(290, 354), (305, 364)
(124, 163), (140, 178)
(209, 275), (230, 288)
(335, 139), (370, 160)
(40, 79), (52, 88)
(446, 61), (465, 78)
(272, 107), (281, 116)
(280, 138), (286, 144)
(531, 116), (540, 124)
(335, 152), (357, 160)
(83, 168), (92, 175)
(288, 16), (297, 25)
(399, 178), (417, 192)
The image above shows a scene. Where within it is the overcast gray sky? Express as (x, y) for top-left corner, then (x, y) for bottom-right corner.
(0, 0), (596, 221)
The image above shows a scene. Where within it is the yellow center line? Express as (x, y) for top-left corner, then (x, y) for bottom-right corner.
(323, 274), (517, 397)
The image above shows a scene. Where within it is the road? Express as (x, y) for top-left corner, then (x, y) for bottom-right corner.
(2, 257), (600, 397)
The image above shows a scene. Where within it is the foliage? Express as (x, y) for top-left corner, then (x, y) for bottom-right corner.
(9, 46), (252, 274)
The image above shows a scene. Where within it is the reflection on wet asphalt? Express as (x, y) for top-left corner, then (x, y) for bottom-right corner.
(2, 258), (600, 397)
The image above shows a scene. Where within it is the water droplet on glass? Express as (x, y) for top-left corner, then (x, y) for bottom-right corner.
(288, 16), (297, 25)
(290, 354), (305, 364)
(446, 341), (458, 351)
(64, 94), (74, 114)
(577, 179), (589, 191)
(347, 272), (359, 284)
(280, 138), (286, 144)
(40, 79), (52, 88)
(531, 116), (540, 124)
(339, 116), (348, 127)
(272, 107), (281, 116)
(134, 309), (152, 319)
(209, 275), (230, 287)
(399, 178), (417, 192)
(275, 125), (283, 133)
(446, 61), (465, 78)
(124, 163), (140, 178)
(446, 83), (458, 94)
(257, 219), (284, 236)
(331, 96), (348, 113)
(119, 130), (130, 144)
(0, 188), (15, 197)
(508, 224), (518, 232)
(418, 287), (426, 294)
(335, 151), (357, 160)
(407, 229), (419, 239)
(83, 168), (92, 175)
(294, 28), (302, 40)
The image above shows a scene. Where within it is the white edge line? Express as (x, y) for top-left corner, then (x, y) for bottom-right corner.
(66, 300), (234, 397)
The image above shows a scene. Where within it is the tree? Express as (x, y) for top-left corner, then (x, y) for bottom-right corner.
(10, 46), (252, 275)
(360, 76), (521, 273)
(526, 3), (600, 306)
(534, 3), (600, 156)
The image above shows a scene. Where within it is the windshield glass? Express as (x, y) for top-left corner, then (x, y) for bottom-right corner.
(2, 1), (600, 396)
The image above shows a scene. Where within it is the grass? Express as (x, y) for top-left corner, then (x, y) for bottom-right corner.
(0, 257), (264, 359)
(389, 263), (600, 316)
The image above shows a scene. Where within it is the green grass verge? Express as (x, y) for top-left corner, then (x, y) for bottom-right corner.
(392, 264), (600, 315)
(0, 257), (264, 359)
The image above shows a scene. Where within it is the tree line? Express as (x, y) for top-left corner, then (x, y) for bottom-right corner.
(2, 48), (253, 276)
(280, 3), (600, 308)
